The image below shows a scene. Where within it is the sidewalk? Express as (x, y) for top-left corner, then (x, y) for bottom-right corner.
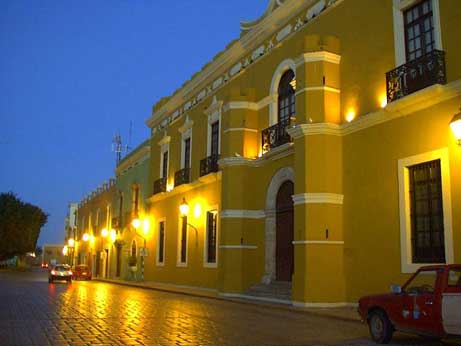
(94, 277), (361, 323)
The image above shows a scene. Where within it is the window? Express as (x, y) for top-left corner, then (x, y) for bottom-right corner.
(392, 0), (442, 67)
(404, 269), (438, 294)
(210, 121), (219, 158)
(205, 211), (218, 266)
(178, 216), (188, 265)
(157, 220), (166, 265)
(447, 269), (461, 288)
(404, 0), (434, 61)
(398, 148), (454, 273)
(409, 160), (445, 263)
(162, 151), (168, 178)
(183, 137), (191, 169)
(278, 69), (296, 123)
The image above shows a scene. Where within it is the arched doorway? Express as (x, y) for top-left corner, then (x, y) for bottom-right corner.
(275, 181), (294, 281)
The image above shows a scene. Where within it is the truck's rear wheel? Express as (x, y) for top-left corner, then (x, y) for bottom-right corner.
(369, 310), (393, 344)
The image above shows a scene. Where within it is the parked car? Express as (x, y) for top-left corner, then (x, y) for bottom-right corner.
(358, 264), (461, 344)
(73, 264), (92, 280)
(41, 263), (48, 269)
(48, 264), (72, 283)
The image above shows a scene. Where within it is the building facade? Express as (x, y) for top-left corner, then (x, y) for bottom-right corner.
(142, 0), (461, 306)
(76, 179), (116, 278)
(73, 0), (461, 306)
(110, 140), (151, 281)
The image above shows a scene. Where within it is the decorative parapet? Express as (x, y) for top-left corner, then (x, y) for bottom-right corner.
(146, 0), (343, 135)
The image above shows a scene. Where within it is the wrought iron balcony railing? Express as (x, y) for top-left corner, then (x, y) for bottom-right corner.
(261, 118), (292, 153)
(386, 49), (446, 103)
(153, 177), (167, 195)
(200, 155), (220, 177)
(174, 168), (191, 187)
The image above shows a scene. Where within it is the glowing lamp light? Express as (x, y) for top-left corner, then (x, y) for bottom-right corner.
(179, 198), (189, 216)
(110, 229), (117, 243)
(101, 228), (109, 237)
(131, 218), (141, 229)
(380, 96), (388, 108)
(450, 110), (461, 145)
(62, 246), (68, 256)
(67, 238), (75, 247)
(82, 233), (90, 242)
(166, 184), (174, 192)
(194, 203), (202, 218)
(143, 219), (150, 235)
(346, 110), (356, 123)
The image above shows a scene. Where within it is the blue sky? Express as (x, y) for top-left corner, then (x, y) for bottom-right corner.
(0, 0), (268, 245)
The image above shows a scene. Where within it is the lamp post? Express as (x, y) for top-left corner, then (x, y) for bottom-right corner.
(67, 238), (75, 268)
(179, 198), (199, 246)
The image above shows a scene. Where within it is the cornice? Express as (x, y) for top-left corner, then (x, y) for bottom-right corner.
(294, 51), (341, 66)
(288, 79), (461, 138)
(115, 146), (150, 175)
(157, 135), (171, 147)
(147, 171), (222, 204)
(219, 143), (294, 168)
(145, 0), (344, 131)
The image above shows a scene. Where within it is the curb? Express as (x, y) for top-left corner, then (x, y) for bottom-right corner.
(94, 278), (361, 324)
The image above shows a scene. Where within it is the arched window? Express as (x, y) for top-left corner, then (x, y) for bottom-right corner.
(278, 69), (296, 124)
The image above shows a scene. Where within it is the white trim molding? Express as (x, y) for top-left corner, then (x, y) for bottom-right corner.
(223, 127), (258, 134)
(219, 245), (258, 249)
(295, 86), (340, 96)
(156, 218), (166, 267)
(294, 51), (341, 66)
(269, 58), (297, 125)
(398, 147), (454, 273)
(292, 193), (344, 206)
(220, 210), (266, 219)
(292, 240), (344, 245)
(287, 123), (342, 139)
(292, 301), (358, 308)
(203, 207), (219, 269)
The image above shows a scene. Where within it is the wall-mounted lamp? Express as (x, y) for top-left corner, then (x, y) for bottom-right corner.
(62, 245), (68, 256)
(101, 228), (109, 237)
(450, 109), (461, 145)
(82, 233), (90, 242)
(131, 218), (141, 229)
(110, 229), (117, 243)
(179, 198), (190, 217)
(67, 238), (75, 247)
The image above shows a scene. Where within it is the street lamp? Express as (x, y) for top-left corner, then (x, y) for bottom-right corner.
(178, 198), (199, 246)
(67, 238), (75, 268)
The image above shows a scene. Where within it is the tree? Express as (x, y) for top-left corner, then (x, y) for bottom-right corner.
(0, 192), (48, 261)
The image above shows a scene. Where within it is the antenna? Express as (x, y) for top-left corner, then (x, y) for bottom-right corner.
(111, 132), (123, 165)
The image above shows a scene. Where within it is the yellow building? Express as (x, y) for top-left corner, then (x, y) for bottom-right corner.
(76, 179), (116, 278)
(87, 0), (460, 307)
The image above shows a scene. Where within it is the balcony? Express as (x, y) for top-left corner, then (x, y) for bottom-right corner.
(174, 168), (191, 187)
(261, 118), (292, 154)
(386, 50), (446, 103)
(200, 155), (220, 177)
(153, 177), (167, 195)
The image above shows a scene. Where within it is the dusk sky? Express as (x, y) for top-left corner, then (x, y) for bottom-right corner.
(0, 1), (268, 246)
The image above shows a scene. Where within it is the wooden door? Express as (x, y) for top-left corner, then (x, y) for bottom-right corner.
(276, 181), (294, 281)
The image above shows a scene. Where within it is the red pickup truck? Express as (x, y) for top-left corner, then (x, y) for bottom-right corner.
(358, 264), (461, 344)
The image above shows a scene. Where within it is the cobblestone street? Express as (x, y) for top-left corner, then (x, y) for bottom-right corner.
(0, 270), (459, 346)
